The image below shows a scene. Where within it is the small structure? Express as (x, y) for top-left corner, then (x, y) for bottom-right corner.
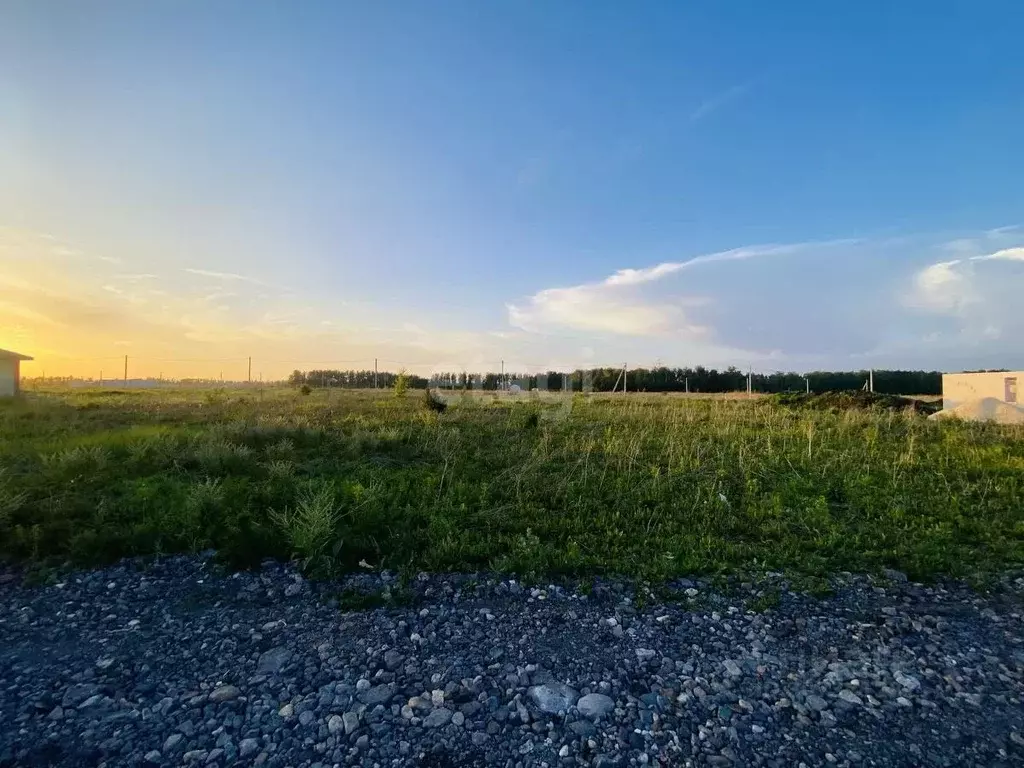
(0, 348), (32, 397)
(937, 370), (1024, 423)
(943, 371), (1021, 410)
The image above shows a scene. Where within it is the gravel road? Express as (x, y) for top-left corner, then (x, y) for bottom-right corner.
(1, 555), (1022, 768)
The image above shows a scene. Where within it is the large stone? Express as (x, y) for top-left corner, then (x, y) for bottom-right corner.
(569, 719), (596, 737)
(343, 711), (360, 735)
(327, 715), (344, 735)
(62, 683), (99, 708)
(527, 682), (579, 715)
(209, 685), (241, 704)
(838, 690), (863, 705)
(722, 659), (743, 678)
(360, 683), (395, 706)
(239, 739), (259, 758)
(423, 708), (453, 728)
(894, 671), (921, 691)
(257, 647), (293, 675)
(576, 693), (615, 720)
(805, 694), (829, 712)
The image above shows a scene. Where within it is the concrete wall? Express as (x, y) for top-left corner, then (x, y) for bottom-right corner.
(942, 371), (1023, 410)
(0, 359), (17, 397)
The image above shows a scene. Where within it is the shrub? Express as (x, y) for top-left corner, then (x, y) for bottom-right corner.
(394, 369), (409, 398)
(424, 389), (447, 413)
(270, 480), (344, 576)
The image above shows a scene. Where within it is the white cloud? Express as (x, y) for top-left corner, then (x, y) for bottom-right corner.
(971, 246), (1024, 262)
(508, 284), (705, 336)
(904, 259), (977, 314)
(508, 241), (845, 337)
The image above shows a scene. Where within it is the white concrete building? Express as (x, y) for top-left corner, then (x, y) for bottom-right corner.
(0, 348), (32, 397)
(942, 370), (1021, 411)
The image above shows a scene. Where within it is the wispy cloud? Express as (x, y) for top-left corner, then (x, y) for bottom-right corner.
(690, 83), (750, 123)
(603, 243), (825, 287)
(509, 239), (853, 338)
(184, 268), (267, 285)
(971, 246), (1024, 263)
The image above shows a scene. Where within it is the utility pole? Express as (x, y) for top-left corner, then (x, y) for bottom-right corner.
(623, 362), (628, 394)
(869, 369), (874, 393)
(500, 360), (504, 392)
(123, 355), (128, 385)
(248, 357), (252, 384)
(747, 366), (752, 397)
(805, 376), (810, 394)
(685, 377), (689, 394)
(374, 358), (378, 389)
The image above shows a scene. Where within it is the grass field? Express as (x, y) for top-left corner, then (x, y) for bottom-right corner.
(1, 387), (1022, 584)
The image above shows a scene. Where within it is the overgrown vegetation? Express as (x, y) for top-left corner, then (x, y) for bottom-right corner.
(768, 390), (941, 415)
(0, 387), (1021, 583)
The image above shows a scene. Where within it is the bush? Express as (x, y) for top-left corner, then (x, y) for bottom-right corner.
(394, 369), (409, 398)
(270, 480), (344, 576)
(424, 389), (447, 413)
(300, 384), (312, 396)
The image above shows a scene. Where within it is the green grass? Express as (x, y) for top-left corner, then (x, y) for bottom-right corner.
(1, 387), (1022, 583)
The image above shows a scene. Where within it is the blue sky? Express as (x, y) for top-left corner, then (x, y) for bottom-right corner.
(2, 2), (1023, 377)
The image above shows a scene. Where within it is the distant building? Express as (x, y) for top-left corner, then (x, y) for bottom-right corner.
(0, 348), (33, 397)
(942, 370), (1021, 411)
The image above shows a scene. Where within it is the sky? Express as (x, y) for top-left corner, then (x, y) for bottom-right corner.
(2, 1), (1023, 380)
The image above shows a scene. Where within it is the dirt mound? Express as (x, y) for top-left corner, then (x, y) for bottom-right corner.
(769, 390), (939, 415)
(929, 397), (1024, 425)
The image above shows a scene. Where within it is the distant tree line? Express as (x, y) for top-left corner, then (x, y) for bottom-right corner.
(288, 369), (429, 390)
(289, 367), (942, 395)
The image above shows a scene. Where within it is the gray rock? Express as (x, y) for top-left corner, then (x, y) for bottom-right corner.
(528, 682), (579, 714)
(806, 694), (829, 712)
(209, 685), (240, 703)
(451, 710), (465, 726)
(569, 719), (596, 737)
(327, 714), (344, 734)
(61, 683), (99, 708)
(883, 568), (908, 582)
(384, 649), (404, 670)
(471, 732), (489, 746)
(360, 682), (395, 706)
(723, 659), (743, 677)
(257, 646), (293, 674)
(894, 671), (921, 691)
(355, 678), (371, 693)
(298, 710), (315, 726)
(343, 711), (360, 735)
(423, 708), (453, 728)
(239, 739), (259, 758)
(144, 751), (162, 764)
(355, 734), (369, 750)
(163, 733), (184, 752)
(206, 749), (224, 763)
(838, 689), (863, 705)
(576, 693), (615, 720)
